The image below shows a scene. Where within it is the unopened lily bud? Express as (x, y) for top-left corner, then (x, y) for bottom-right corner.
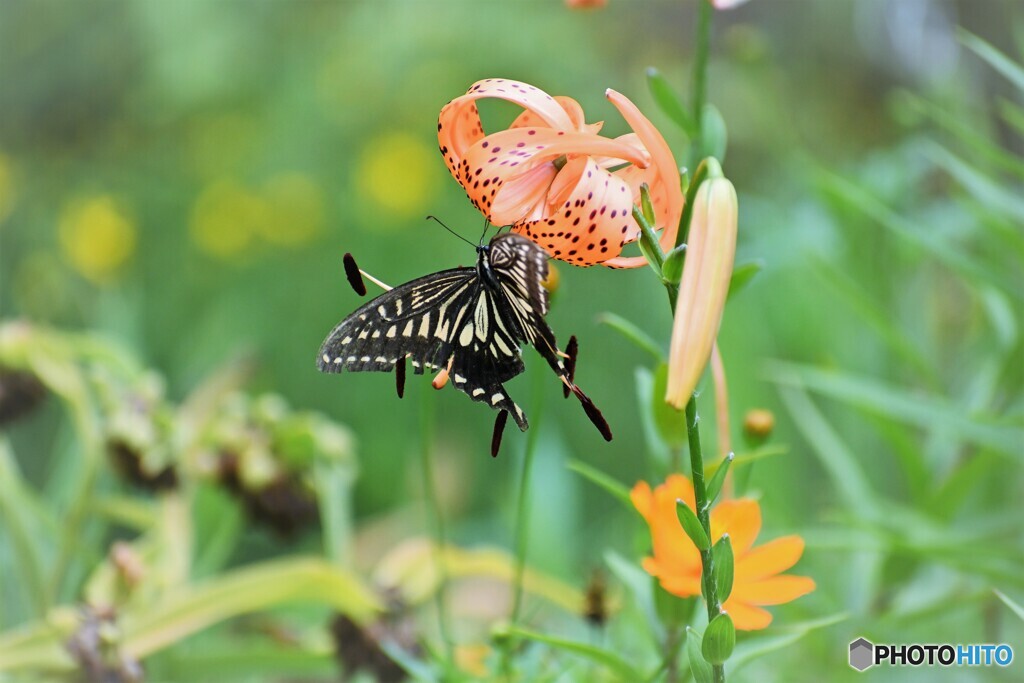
(665, 169), (737, 409)
(743, 408), (774, 441)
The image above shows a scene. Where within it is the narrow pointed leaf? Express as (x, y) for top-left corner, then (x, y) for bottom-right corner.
(727, 261), (763, 300)
(713, 535), (735, 602)
(646, 67), (696, 136)
(687, 627), (714, 683)
(676, 499), (710, 550)
(705, 452), (734, 504)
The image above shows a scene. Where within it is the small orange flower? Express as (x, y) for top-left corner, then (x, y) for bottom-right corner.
(631, 475), (815, 630)
(566, 0), (607, 7)
(438, 79), (683, 267)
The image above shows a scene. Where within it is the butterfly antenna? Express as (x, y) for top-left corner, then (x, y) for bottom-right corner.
(426, 215), (475, 247)
(478, 218), (492, 245)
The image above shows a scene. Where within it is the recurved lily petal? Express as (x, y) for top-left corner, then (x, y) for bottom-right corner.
(439, 79), (578, 181)
(439, 80), (682, 268)
(603, 89), (685, 269)
(665, 173), (737, 408)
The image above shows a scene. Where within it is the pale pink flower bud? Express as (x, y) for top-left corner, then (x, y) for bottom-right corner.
(665, 174), (737, 409)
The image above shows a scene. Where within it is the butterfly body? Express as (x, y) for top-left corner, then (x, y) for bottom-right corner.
(318, 233), (577, 433)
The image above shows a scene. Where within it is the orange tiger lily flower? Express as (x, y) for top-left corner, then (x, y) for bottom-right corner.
(631, 475), (815, 630)
(438, 79), (683, 267)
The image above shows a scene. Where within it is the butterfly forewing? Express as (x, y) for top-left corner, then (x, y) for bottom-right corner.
(318, 268), (475, 375)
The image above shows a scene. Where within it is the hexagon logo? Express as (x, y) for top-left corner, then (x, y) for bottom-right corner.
(849, 637), (874, 671)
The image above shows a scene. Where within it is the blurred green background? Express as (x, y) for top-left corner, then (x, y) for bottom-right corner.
(1, 0), (1023, 681)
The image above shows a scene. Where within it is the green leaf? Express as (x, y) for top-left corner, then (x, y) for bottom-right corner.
(598, 313), (664, 362)
(635, 367), (671, 464)
(995, 589), (1024, 623)
(702, 613), (735, 665)
(646, 67), (696, 136)
(726, 261), (763, 300)
(661, 243), (687, 284)
(566, 459), (632, 507)
(713, 536), (735, 602)
(705, 452), (734, 504)
(0, 441), (52, 619)
(960, 29), (1024, 92)
(676, 499), (710, 550)
(686, 627), (714, 683)
(119, 557), (381, 659)
(505, 624), (644, 681)
(652, 363), (688, 447)
(768, 361), (1024, 456)
(816, 169), (1019, 298)
(773, 383), (878, 512)
(729, 613), (848, 673)
(700, 105), (728, 163)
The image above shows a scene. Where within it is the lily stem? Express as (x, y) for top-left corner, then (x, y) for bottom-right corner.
(686, 394), (725, 683)
(691, 0), (712, 166)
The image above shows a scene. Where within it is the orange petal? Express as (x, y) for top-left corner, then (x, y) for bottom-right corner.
(730, 575), (816, 605)
(710, 499), (760, 556)
(606, 89), (683, 250)
(630, 481), (655, 521)
(438, 79), (575, 193)
(438, 99), (484, 183)
(510, 95), (598, 134)
(659, 572), (702, 598)
(491, 163), (558, 225)
(514, 157), (637, 266)
(734, 536), (805, 581)
(663, 474), (696, 509)
(463, 78), (574, 129)
(722, 598), (773, 631)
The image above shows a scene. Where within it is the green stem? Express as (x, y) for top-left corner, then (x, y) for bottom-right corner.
(686, 394), (725, 683)
(632, 205), (679, 308)
(418, 391), (453, 659)
(690, 0), (713, 168)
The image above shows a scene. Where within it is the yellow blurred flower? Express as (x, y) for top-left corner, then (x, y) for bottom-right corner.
(0, 151), (15, 225)
(357, 132), (435, 220)
(665, 169), (737, 409)
(58, 195), (136, 283)
(189, 179), (267, 258)
(259, 172), (325, 246)
(632, 475), (815, 630)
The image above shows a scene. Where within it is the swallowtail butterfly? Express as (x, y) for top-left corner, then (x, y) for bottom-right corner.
(317, 233), (611, 443)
